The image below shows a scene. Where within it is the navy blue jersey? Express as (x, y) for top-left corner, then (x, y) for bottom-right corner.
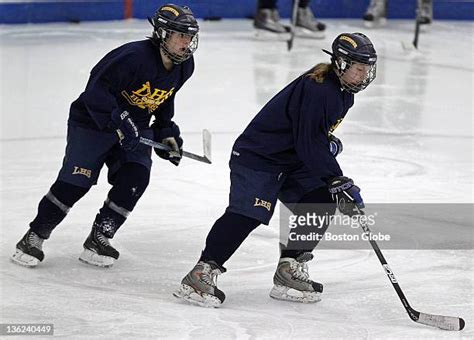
(232, 69), (354, 181)
(69, 39), (194, 131)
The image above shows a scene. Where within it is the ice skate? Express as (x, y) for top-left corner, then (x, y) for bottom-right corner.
(417, 0), (433, 26)
(270, 252), (323, 303)
(173, 260), (226, 308)
(11, 230), (45, 267)
(254, 8), (290, 40)
(79, 226), (119, 268)
(363, 0), (387, 28)
(295, 7), (326, 39)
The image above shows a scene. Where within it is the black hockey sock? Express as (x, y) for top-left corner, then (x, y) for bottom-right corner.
(258, 0), (277, 9)
(280, 186), (336, 258)
(29, 195), (68, 239)
(91, 163), (150, 238)
(93, 203), (127, 239)
(200, 211), (261, 267)
(29, 180), (89, 239)
(280, 248), (307, 259)
(299, 0), (311, 8)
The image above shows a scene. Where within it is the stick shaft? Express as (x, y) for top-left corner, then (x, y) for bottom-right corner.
(357, 211), (464, 330)
(139, 137), (211, 164)
(413, 19), (421, 49)
(287, 0), (299, 51)
(357, 214), (417, 319)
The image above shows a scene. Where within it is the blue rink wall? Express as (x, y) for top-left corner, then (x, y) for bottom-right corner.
(0, 0), (473, 24)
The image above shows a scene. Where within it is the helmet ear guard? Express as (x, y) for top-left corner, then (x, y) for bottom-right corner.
(158, 27), (167, 40)
(335, 57), (348, 73)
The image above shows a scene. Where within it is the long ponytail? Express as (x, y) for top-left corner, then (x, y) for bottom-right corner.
(307, 63), (332, 83)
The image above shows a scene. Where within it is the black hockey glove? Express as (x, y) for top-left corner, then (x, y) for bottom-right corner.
(110, 110), (140, 151)
(153, 122), (183, 166)
(328, 176), (364, 216)
(328, 134), (343, 157)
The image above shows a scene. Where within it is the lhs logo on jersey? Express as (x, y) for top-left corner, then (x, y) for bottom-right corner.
(121, 81), (174, 114)
(254, 198), (272, 211)
(72, 166), (92, 179)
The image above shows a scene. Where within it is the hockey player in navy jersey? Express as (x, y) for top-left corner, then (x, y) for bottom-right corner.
(174, 33), (377, 307)
(11, 4), (199, 268)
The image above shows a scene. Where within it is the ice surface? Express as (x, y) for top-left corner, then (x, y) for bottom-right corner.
(0, 19), (472, 338)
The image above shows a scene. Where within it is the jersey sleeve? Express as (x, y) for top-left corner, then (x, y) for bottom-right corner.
(291, 78), (343, 181)
(81, 51), (138, 130)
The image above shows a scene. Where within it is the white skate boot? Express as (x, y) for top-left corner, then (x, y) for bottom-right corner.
(417, 0), (433, 25)
(254, 8), (290, 40)
(363, 0), (387, 28)
(295, 7), (326, 39)
(174, 260), (226, 308)
(270, 252), (323, 303)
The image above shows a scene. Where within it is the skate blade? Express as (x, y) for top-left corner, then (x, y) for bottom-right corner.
(78, 248), (115, 268)
(269, 284), (321, 303)
(254, 29), (291, 41)
(173, 284), (222, 308)
(419, 23), (432, 33)
(11, 249), (40, 268)
(295, 27), (325, 39)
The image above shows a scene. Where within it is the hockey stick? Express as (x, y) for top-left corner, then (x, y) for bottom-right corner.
(355, 208), (465, 331)
(413, 17), (421, 49)
(139, 129), (212, 164)
(287, 0), (300, 51)
(401, 11), (421, 51)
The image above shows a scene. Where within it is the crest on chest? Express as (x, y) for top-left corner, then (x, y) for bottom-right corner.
(122, 81), (175, 113)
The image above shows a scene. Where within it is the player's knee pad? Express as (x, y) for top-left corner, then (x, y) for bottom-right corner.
(108, 163), (151, 212)
(50, 180), (90, 207)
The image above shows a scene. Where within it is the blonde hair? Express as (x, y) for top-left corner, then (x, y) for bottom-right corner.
(307, 63), (333, 83)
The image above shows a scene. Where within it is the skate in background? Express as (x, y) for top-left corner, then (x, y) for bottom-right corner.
(363, 0), (433, 28)
(254, 0), (326, 40)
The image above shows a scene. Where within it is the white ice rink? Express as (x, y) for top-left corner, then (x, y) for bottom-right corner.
(1, 18), (473, 339)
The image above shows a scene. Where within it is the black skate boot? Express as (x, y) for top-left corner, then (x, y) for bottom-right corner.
(11, 229), (45, 267)
(173, 260), (226, 308)
(270, 252), (323, 303)
(79, 226), (119, 268)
